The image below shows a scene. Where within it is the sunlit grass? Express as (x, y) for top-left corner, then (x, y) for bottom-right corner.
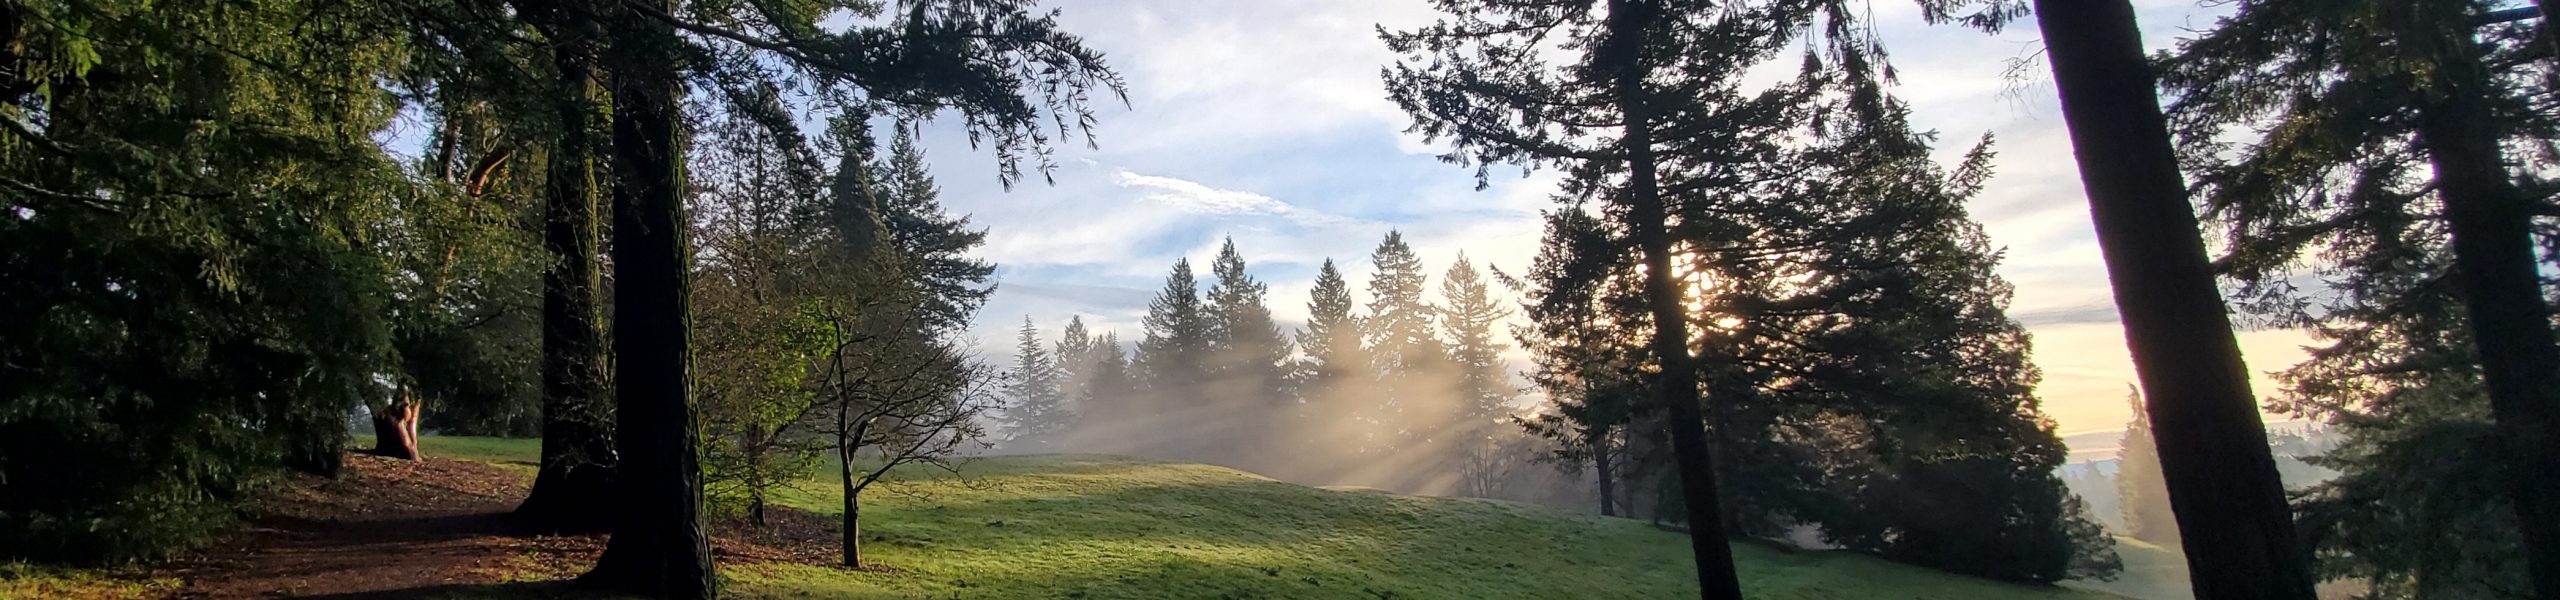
(122, 436), (2124, 599)
(410, 436), (2113, 599)
(0, 562), (178, 600)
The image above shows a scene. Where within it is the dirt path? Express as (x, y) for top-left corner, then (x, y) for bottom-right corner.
(158, 454), (842, 599)
(165, 455), (597, 599)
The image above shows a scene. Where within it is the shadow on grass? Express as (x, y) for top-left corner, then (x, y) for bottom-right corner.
(294, 580), (588, 600)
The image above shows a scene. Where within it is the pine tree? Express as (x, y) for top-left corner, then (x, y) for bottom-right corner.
(1517, 207), (1643, 518)
(2117, 387), (2178, 547)
(518, 0), (617, 531)
(1054, 315), (1100, 418)
(1362, 231), (1443, 452)
(1204, 238), (1292, 468)
(2023, 0), (2321, 596)
(1003, 317), (1070, 452)
(1439, 253), (1512, 441)
(2154, 1), (2560, 594)
(1297, 259), (1379, 468)
(874, 127), (997, 333)
(1135, 259), (1213, 454)
(1381, 3), (1775, 592)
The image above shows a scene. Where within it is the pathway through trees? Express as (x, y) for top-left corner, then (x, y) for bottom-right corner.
(158, 454), (838, 599)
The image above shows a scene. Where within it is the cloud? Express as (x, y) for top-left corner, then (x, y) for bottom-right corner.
(1113, 170), (1366, 228)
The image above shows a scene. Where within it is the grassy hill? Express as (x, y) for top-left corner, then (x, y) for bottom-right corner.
(14, 436), (2125, 599)
(422, 436), (2118, 600)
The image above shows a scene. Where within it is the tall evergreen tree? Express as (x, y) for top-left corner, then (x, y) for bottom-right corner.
(517, 0), (617, 532)
(581, 0), (713, 594)
(2117, 388), (2178, 547)
(1205, 238), (1292, 467)
(2022, 0), (2320, 596)
(1003, 317), (1070, 451)
(1361, 231), (1443, 452)
(1382, 2), (1790, 593)
(1516, 208), (1643, 518)
(874, 127), (997, 333)
(1135, 258), (1213, 453)
(1297, 259), (1378, 466)
(1054, 315), (1101, 416)
(1439, 253), (1511, 441)
(2156, 1), (2560, 595)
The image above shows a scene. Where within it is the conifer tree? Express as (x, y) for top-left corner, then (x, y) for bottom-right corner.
(1136, 259), (1213, 453)
(2155, 1), (2560, 594)
(2117, 388), (2178, 547)
(1003, 317), (1069, 452)
(1297, 259), (1378, 464)
(1439, 253), (1512, 441)
(1362, 231), (1443, 452)
(2019, 0), (2322, 596)
(874, 127), (997, 333)
(1054, 315), (1101, 414)
(1205, 238), (1292, 467)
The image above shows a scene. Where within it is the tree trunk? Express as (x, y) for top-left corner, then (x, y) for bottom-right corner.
(2031, 2), (2317, 599)
(2405, 9), (2560, 597)
(372, 389), (422, 461)
(840, 431), (862, 568)
(1604, 2), (1743, 598)
(579, 0), (713, 596)
(1594, 429), (1618, 517)
(517, 2), (619, 535)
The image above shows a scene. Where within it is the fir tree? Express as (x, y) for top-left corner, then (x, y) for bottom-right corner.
(1136, 258), (1213, 454)
(2156, 1), (2560, 594)
(1004, 317), (1070, 452)
(2117, 387), (2178, 547)
(1362, 231), (1444, 452)
(1438, 253), (1512, 440)
(1204, 238), (1293, 468)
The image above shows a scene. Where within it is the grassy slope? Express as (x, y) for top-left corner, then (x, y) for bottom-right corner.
(2061, 539), (2191, 600)
(416, 436), (2116, 600)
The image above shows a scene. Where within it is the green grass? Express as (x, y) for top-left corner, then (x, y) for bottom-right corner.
(0, 562), (178, 599)
(396, 436), (2118, 599)
(2061, 538), (2190, 600)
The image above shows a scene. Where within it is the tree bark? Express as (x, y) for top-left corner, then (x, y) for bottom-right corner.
(842, 467), (863, 569)
(579, 0), (713, 595)
(2031, 2), (2317, 599)
(1604, 2), (1743, 598)
(516, 0), (620, 535)
(1594, 429), (1618, 517)
(2404, 8), (2560, 597)
(372, 389), (422, 461)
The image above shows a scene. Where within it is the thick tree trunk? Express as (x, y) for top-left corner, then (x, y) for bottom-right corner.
(579, 0), (713, 596)
(1604, 2), (1743, 598)
(1594, 430), (1618, 517)
(372, 390), (422, 461)
(516, 2), (619, 535)
(2406, 10), (2560, 597)
(2031, 2), (2317, 599)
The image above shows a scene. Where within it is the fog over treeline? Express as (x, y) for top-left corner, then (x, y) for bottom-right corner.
(995, 233), (1563, 501)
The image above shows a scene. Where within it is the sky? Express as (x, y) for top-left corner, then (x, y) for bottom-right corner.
(897, 0), (2318, 448)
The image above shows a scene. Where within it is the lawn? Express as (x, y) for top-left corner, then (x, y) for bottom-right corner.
(10, 435), (2124, 599)
(414, 435), (2119, 600)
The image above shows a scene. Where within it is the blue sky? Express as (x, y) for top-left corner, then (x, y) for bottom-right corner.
(889, 0), (2316, 442)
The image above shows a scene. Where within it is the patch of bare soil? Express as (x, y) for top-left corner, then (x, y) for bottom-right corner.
(157, 453), (851, 599)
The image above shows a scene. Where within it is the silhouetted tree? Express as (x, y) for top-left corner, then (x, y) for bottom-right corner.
(2157, 1), (2560, 595)
(2025, 0), (2317, 597)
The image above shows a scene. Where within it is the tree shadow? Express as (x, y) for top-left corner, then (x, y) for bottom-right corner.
(293, 579), (597, 600)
